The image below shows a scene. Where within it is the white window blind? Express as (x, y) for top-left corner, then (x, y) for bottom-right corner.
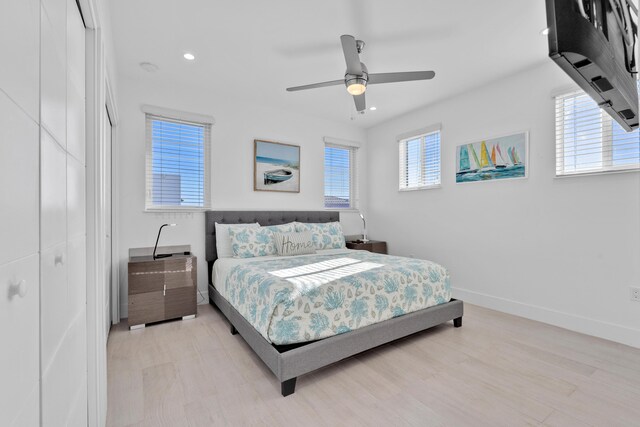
(324, 143), (358, 209)
(145, 114), (212, 210)
(555, 83), (640, 176)
(399, 129), (441, 190)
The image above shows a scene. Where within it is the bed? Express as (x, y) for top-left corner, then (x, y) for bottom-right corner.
(206, 210), (463, 396)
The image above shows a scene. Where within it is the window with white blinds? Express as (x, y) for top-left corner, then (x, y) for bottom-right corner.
(555, 83), (640, 176)
(399, 128), (441, 190)
(324, 144), (358, 209)
(145, 114), (212, 210)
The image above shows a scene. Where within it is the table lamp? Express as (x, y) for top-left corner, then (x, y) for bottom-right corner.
(359, 213), (369, 243)
(153, 223), (176, 259)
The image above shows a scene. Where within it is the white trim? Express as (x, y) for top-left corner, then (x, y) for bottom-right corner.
(396, 123), (442, 142)
(554, 166), (640, 178)
(141, 104), (215, 125)
(84, 13), (108, 427)
(398, 184), (442, 192)
(105, 76), (119, 326)
(323, 136), (362, 148)
(452, 287), (640, 349)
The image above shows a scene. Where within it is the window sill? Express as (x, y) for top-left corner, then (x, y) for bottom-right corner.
(555, 167), (640, 179)
(144, 207), (209, 213)
(324, 208), (359, 213)
(399, 184), (441, 192)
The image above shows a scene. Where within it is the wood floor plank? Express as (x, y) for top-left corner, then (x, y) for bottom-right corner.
(106, 303), (640, 426)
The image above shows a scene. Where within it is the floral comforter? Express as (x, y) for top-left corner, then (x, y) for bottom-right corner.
(221, 250), (451, 345)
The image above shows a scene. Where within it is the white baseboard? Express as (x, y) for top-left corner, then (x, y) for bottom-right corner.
(452, 287), (640, 349)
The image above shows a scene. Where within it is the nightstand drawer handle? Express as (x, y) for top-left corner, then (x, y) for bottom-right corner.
(163, 283), (166, 296)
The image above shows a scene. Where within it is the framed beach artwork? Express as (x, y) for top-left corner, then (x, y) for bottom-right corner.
(254, 139), (300, 192)
(456, 131), (528, 183)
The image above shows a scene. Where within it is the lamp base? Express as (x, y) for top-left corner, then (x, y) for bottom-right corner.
(153, 253), (173, 260)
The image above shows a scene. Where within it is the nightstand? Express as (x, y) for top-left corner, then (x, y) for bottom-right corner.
(128, 245), (197, 329)
(346, 240), (388, 254)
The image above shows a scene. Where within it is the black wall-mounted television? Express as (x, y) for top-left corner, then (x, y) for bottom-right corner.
(546, 0), (638, 131)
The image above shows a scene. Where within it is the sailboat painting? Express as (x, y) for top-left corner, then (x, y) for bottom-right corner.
(456, 132), (528, 183)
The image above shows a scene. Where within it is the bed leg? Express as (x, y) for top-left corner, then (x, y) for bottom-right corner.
(453, 317), (462, 328)
(281, 378), (297, 397)
(230, 323), (238, 335)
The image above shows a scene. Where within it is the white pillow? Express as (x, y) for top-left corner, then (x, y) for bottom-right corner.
(215, 222), (259, 258)
(274, 231), (316, 256)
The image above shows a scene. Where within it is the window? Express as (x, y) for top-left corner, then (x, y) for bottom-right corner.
(145, 113), (212, 210)
(555, 83), (640, 176)
(324, 143), (358, 209)
(398, 126), (441, 190)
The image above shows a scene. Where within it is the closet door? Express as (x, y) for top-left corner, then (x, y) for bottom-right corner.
(40, 0), (87, 425)
(65, 0), (88, 423)
(0, 90), (41, 427)
(0, 0), (41, 425)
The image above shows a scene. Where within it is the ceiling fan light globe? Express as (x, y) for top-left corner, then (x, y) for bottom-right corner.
(346, 74), (367, 96)
(347, 83), (366, 96)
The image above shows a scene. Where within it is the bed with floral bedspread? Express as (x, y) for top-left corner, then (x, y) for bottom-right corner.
(216, 249), (452, 345)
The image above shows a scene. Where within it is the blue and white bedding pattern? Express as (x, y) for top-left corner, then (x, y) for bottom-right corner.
(218, 249), (451, 345)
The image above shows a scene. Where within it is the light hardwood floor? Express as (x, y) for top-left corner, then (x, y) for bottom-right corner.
(107, 303), (640, 427)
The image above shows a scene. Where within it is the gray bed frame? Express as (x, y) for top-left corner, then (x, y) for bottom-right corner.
(206, 210), (464, 396)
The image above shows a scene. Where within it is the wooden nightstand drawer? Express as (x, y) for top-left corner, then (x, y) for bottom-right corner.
(127, 269), (164, 295)
(128, 291), (165, 326)
(346, 240), (388, 254)
(165, 287), (197, 320)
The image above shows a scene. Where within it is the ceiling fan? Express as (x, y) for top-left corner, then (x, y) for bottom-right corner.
(286, 35), (435, 112)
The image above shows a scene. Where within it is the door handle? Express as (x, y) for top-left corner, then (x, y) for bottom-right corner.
(8, 279), (27, 300)
(54, 254), (65, 266)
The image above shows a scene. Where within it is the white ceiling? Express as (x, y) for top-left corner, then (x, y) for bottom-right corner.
(108, 0), (550, 128)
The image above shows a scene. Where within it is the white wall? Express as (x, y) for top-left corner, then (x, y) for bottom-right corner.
(366, 62), (640, 348)
(116, 76), (367, 317)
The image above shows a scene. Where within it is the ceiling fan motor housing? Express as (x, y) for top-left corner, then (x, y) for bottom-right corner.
(345, 62), (368, 93)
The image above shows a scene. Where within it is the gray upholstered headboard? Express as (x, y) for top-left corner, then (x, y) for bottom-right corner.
(205, 210), (339, 284)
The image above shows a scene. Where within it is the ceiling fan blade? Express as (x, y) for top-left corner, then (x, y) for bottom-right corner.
(368, 71), (435, 85)
(353, 93), (366, 112)
(340, 35), (363, 75)
(286, 79), (344, 92)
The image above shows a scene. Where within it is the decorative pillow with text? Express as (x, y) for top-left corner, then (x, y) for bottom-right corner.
(274, 231), (316, 256)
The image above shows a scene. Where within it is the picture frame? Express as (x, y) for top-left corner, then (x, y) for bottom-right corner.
(455, 131), (529, 184)
(254, 139), (301, 193)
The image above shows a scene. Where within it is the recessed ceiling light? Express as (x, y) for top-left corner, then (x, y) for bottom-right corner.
(369, 106), (377, 111)
(540, 27), (550, 36)
(139, 62), (159, 73)
(183, 52), (195, 61)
